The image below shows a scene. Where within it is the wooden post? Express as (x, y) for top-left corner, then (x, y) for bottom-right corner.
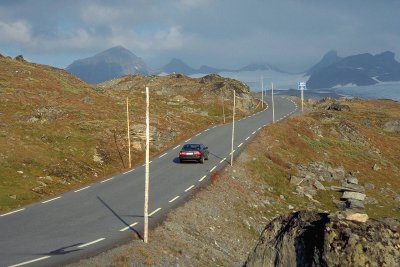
(261, 77), (264, 109)
(126, 97), (131, 168)
(222, 96), (226, 124)
(144, 87), (150, 243)
(230, 90), (236, 166)
(272, 82), (275, 123)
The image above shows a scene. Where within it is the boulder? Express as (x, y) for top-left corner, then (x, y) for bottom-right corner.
(345, 213), (368, 223)
(15, 55), (26, 62)
(341, 191), (366, 201)
(382, 120), (400, 133)
(244, 211), (399, 267)
(327, 103), (351, 111)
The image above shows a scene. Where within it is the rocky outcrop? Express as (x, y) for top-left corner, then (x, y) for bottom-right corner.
(382, 120), (400, 133)
(244, 211), (400, 267)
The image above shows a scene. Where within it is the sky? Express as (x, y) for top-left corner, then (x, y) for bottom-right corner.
(0, 0), (399, 72)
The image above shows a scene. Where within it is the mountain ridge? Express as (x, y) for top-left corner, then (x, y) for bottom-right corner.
(306, 51), (400, 89)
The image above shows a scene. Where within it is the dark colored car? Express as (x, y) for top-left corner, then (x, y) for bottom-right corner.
(179, 143), (209, 163)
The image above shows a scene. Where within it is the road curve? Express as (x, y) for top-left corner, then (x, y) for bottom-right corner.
(0, 96), (298, 267)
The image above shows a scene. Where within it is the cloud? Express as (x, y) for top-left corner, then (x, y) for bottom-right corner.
(0, 20), (31, 43)
(0, 0), (399, 71)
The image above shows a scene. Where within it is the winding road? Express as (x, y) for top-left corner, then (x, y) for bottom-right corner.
(0, 96), (297, 267)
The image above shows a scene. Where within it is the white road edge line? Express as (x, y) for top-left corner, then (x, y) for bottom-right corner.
(41, 196), (61, 204)
(100, 177), (114, 183)
(119, 222), (138, 232)
(238, 143), (243, 148)
(252, 131), (256, 135)
(219, 159), (225, 164)
(195, 133), (201, 137)
(245, 136), (250, 140)
(1, 208), (25, 217)
(9, 256), (51, 267)
(149, 208), (161, 216)
(210, 166), (217, 172)
(158, 153), (168, 158)
(169, 196), (180, 203)
(185, 138), (191, 142)
(74, 186), (90, 193)
(199, 175), (206, 182)
(173, 145), (180, 150)
(78, 238), (105, 248)
(185, 185), (195, 192)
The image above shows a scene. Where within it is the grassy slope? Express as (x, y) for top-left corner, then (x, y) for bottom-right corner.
(0, 58), (260, 211)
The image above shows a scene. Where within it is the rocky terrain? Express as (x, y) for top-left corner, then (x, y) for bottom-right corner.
(0, 56), (259, 212)
(245, 211), (399, 267)
(69, 97), (400, 266)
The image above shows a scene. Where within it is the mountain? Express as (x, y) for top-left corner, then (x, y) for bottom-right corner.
(161, 58), (197, 75)
(161, 60), (289, 75)
(66, 46), (148, 84)
(306, 51), (400, 89)
(306, 50), (342, 76)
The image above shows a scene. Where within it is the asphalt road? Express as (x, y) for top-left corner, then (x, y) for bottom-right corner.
(0, 96), (298, 267)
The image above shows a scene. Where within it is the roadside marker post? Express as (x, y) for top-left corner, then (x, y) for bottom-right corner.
(299, 82), (306, 113)
(261, 77), (264, 109)
(230, 90), (236, 166)
(144, 87), (150, 243)
(271, 82), (275, 123)
(126, 97), (131, 168)
(222, 96), (226, 123)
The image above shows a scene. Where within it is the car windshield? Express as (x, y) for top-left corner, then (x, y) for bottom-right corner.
(182, 144), (201, 151)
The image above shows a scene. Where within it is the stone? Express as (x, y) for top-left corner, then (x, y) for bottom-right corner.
(17, 170), (23, 174)
(320, 171), (333, 182)
(345, 213), (368, 223)
(289, 175), (303, 186)
(313, 180), (325, 190)
(288, 205), (294, 210)
(364, 183), (375, 190)
(373, 164), (381, 171)
(346, 176), (358, 185)
(327, 103), (351, 111)
(9, 194), (17, 200)
(341, 182), (365, 193)
(341, 191), (366, 201)
(346, 199), (365, 210)
(333, 200), (346, 210)
(382, 120), (400, 133)
(15, 55), (26, 62)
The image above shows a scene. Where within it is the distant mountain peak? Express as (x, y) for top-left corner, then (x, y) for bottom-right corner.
(66, 46), (148, 84)
(306, 50), (342, 76)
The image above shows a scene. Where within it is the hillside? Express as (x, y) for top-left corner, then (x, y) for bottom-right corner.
(0, 57), (260, 212)
(69, 97), (400, 266)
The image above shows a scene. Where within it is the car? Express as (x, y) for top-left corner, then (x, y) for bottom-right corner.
(179, 143), (209, 163)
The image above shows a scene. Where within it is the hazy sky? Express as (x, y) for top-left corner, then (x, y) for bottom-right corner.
(0, 0), (399, 72)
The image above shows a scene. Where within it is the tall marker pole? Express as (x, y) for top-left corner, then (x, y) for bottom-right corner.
(230, 90), (236, 166)
(301, 83), (304, 112)
(126, 97), (131, 168)
(222, 96), (226, 124)
(144, 86), (150, 243)
(271, 82), (275, 123)
(261, 77), (264, 109)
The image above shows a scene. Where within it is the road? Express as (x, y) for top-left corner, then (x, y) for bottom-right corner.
(0, 96), (297, 267)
